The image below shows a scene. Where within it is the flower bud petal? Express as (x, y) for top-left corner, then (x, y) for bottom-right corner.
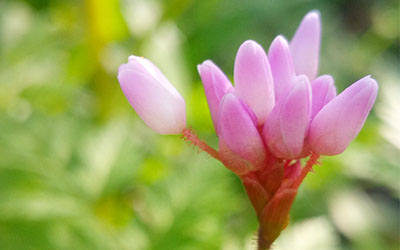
(197, 60), (233, 133)
(118, 56), (186, 134)
(311, 75), (336, 119)
(268, 35), (296, 102)
(290, 11), (321, 80)
(218, 93), (266, 169)
(234, 40), (275, 125)
(263, 75), (312, 159)
(309, 76), (378, 155)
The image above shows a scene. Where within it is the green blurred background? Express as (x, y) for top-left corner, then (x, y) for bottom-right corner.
(0, 0), (399, 249)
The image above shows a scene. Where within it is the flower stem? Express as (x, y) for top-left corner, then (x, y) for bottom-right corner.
(292, 152), (320, 189)
(257, 153), (320, 250)
(257, 228), (272, 250)
(181, 128), (220, 160)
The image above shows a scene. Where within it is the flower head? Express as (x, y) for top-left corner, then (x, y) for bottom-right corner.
(196, 10), (377, 161)
(118, 10), (378, 250)
(195, 10), (378, 247)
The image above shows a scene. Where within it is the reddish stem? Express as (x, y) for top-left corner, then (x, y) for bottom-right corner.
(292, 152), (320, 189)
(181, 128), (220, 160)
(257, 153), (320, 250)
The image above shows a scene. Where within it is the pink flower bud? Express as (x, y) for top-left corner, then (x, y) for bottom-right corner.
(311, 75), (336, 120)
(218, 93), (266, 169)
(234, 40), (275, 125)
(309, 76), (378, 155)
(290, 11), (321, 80)
(118, 56), (186, 135)
(197, 60), (233, 133)
(263, 75), (312, 159)
(268, 35), (296, 102)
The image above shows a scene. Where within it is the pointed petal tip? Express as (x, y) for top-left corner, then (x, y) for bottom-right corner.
(359, 74), (371, 81)
(197, 60), (217, 79)
(128, 55), (136, 62)
(197, 63), (204, 74)
(363, 75), (378, 87)
(198, 59), (214, 68)
(118, 55), (137, 75)
(242, 39), (258, 45)
(269, 35), (290, 52)
(294, 74), (311, 87)
(361, 75), (378, 88)
(349, 75), (378, 94)
(296, 10), (321, 31)
(306, 10), (321, 20)
(239, 40), (264, 53)
(273, 35), (289, 44)
(197, 60), (209, 72)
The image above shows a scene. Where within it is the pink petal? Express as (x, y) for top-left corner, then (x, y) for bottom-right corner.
(197, 60), (233, 133)
(290, 11), (321, 80)
(218, 93), (266, 169)
(263, 75), (312, 159)
(309, 76), (378, 155)
(268, 35), (296, 102)
(234, 40), (275, 125)
(118, 56), (186, 134)
(311, 75), (337, 120)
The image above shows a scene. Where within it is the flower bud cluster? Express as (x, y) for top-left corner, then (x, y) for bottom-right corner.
(117, 11), (378, 249)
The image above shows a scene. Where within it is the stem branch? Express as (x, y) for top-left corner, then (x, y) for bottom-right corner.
(292, 152), (320, 189)
(181, 128), (220, 160)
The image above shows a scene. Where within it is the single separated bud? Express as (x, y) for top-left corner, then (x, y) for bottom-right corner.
(118, 56), (186, 134)
(309, 76), (378, 155)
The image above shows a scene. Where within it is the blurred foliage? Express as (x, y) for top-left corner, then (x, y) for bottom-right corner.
(0, 0), (399, 249)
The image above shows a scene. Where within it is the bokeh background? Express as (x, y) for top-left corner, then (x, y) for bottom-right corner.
(0, 0), (399, 249)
